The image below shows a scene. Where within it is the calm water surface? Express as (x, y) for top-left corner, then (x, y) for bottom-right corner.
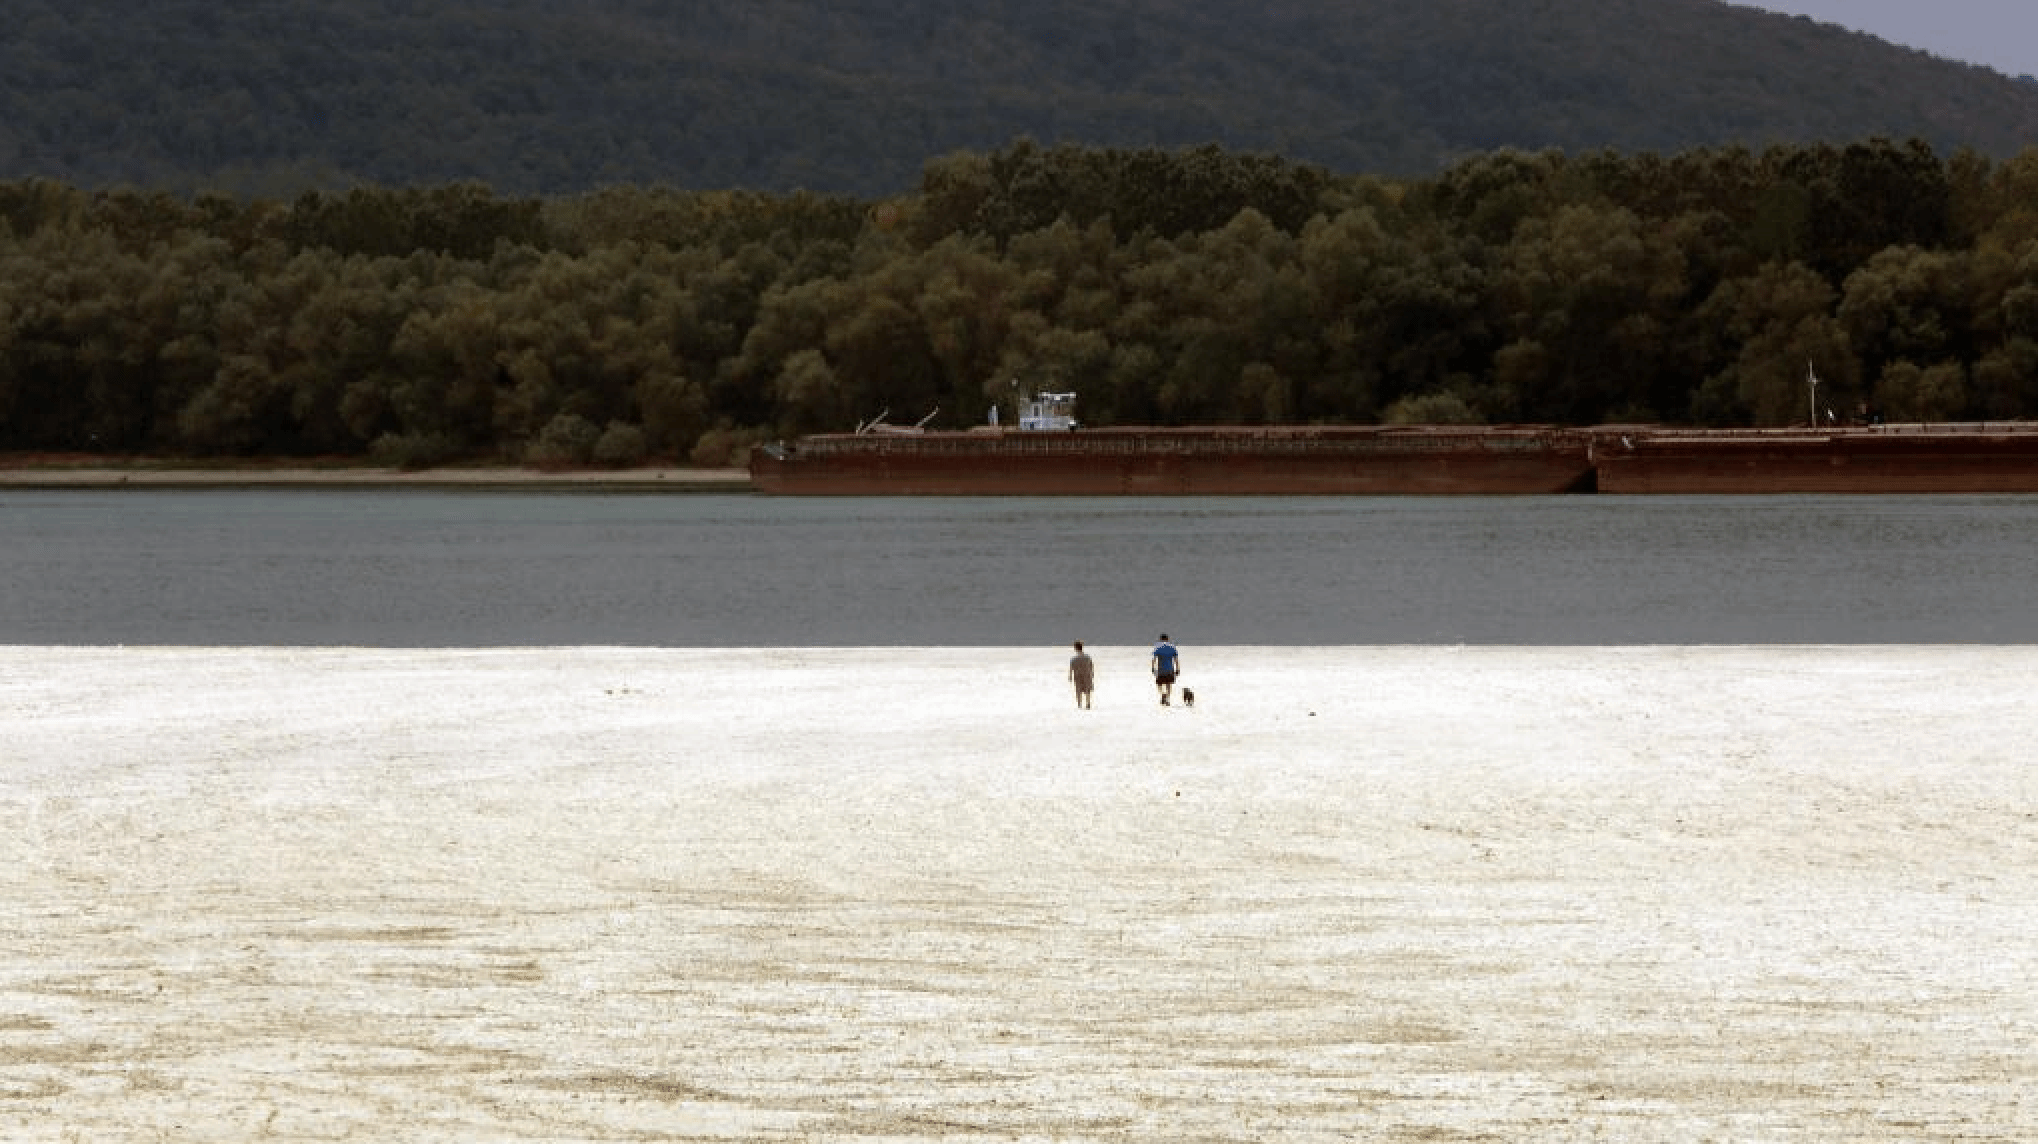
(4, 491), (2036, 645)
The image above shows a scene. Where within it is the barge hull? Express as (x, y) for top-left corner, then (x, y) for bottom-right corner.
(1591, 428), (2038, 493)
(750, 428), (1596, 495)
(753, 422), (2038, 495)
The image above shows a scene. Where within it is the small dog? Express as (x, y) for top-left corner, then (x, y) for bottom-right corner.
(1181, 687), (1195, 708)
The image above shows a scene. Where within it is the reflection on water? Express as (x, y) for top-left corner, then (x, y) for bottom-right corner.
(4, 491), (2036, 645)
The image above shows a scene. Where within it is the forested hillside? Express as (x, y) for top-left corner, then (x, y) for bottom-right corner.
(5, 0), (2038, 195)
(8, 139), (2038, 466)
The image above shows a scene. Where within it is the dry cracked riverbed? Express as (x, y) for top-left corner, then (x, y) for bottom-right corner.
(3, 646), (2034, 1141)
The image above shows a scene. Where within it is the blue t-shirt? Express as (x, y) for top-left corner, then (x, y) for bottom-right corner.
(1152, 643), (1179, 674)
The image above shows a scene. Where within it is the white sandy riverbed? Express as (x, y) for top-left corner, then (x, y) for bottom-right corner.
(3, 645), (2034, 1141)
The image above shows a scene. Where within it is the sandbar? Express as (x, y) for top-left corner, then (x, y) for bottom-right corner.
(3, 645), (2033, 1140)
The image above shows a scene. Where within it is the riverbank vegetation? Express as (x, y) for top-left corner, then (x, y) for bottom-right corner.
(6, 139), (2038, 465)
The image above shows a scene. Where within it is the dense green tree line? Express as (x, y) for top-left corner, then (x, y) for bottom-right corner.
(6, 139), (2038, 466)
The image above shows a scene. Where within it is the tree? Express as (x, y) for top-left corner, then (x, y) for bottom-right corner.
(772, 348), (844, 434)
(175, 352), (290, 453)
(912, 237), (1018, 422)
(1419, 149), (1563, 245)
(524, 412), (601, 466)
(1487, 202), (1686, 422)
(1696, 261), (1856, 425)
(386, 276), (504, 447)
(634, 371), (709, 458)
(825, 291), (940, 424)
(1838, 245), (1969, 386)
(1971, 339), (2038, 419)
(1874, 360), (1967, 422)
(1383, 391), (1483, 424)
(1784, 139), (1951, 281)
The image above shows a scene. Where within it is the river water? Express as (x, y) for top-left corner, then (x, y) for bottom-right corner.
(3, 491), (2035, 646)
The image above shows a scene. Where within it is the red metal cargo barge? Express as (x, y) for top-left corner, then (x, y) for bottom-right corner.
(747, 393), (2038, 495)
(750, 423), (1598, 495)
(1589, 423), (2038, 493)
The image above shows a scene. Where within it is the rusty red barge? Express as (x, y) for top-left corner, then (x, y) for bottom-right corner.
(1587, 423), (2038, 493)
(747, 394), (2038, 495)
(750, 423), (1599, 495)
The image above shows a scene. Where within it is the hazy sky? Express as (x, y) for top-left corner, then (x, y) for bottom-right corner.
(1740, 2), (2038, 78)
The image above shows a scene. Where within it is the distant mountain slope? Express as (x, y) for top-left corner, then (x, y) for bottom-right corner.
(5, 0), (2038, 195)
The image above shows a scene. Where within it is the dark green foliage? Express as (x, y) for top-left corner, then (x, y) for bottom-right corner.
(915, 143), (1334, 246)
(524, 413), (602, 467)
(282, 185), (546, 260)
(7, 1), (2038, 197)
(8, 139), (2038, 466)
(369, 431), (462, 470)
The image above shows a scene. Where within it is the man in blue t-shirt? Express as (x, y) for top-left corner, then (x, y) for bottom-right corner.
(1151, 634), (1180, 706)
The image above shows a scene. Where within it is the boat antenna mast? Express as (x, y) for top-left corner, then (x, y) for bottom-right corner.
(1807, 361), (1819, 427)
